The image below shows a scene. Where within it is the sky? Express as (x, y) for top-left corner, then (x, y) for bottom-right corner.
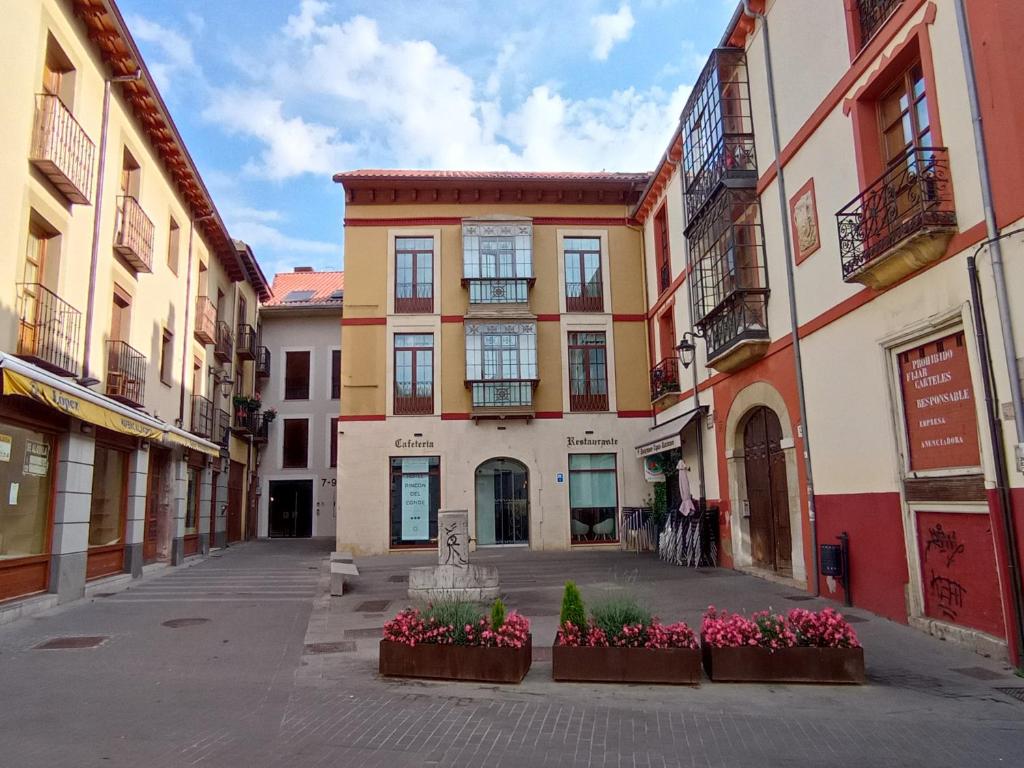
(116, 0), (738, 278)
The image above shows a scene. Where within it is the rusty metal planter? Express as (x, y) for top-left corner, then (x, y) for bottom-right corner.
(379, 635), (532, 684)
(552, 645), (702, 685)
(702, 645), (865, 684)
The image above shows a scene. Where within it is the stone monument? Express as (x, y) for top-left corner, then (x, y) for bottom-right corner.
(408, 510), (500, 602)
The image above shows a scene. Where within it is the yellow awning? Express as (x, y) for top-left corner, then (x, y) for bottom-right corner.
(2, 368), (164, 440)
(165, 429), (221, 457)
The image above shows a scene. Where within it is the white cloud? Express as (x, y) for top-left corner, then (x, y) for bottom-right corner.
(285, 0), (329, 40)
(590, 5), (636, 61)
(126, 15), (197, 92)
(231, 221), (338, 256)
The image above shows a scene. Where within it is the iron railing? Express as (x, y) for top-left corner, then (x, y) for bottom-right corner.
(857, 0), (902, 49)
(29, 93), (95, 205)
(214, 320), (233, 362)
(463, 277), (532, 304)
(394, 387), (433, 415)
(216, 408), (231, 445)
(468, 380), (535, 409)
(836, 147), (956, 281)
(569, 391), (609, 412)
(394, 286), (433, 313)
(683, 134), (757, 229)
(659, 263), (672, 293)
(649, 357), (681, 401)
(255, 346), (271, 378)
(194, 296), (216, 345)
(190, 394), (214, 439)
(105, 340), (146, 407)
(565, 282), (603, 312)
(236, 323), (257, 361)
(700, 292), (770, 362)
(114, 195), (155, 272)
(15, 283), (81, 377)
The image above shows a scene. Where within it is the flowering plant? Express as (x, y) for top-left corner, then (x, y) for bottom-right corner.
(382, 603), (530, 649)
(701, 606), (859, 650)
(555, 619), (698, 650)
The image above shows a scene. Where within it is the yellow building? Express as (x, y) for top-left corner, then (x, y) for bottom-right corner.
(332, 170), (657, 554)
(0, 0), (270, 614)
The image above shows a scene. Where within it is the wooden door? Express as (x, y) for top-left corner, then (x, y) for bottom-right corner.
(110, 287), (131, 342)
(143, 448), (170, 563)
(209, 469), (219, 544)
(658, 311), (675, 363)
(19, 224), (49, 355)
(743, 407), (792, 572)
(227, 460), (244, 543)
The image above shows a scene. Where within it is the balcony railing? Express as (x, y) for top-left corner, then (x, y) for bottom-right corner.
(114, 195), (155, 273)
(700, 292), (770, 364)
(190, 394), (214, 439)
(836, 147), (956, 285)
(233, 406), (261, 435)
(214, 320), (233, 362)
(569, 390), (609, 412)
(194, 297), (216, 345)
(29, 94), (95, 205)
(395, 386), (433, 415)
(683, 134), (757, 229)
(565, 283), (603, 312)
(468, 380), (536, 412)
(463, 277), (532, 304)
(15, 283), (81, 377)
(857, 0), (902, 50)
(105, 340), (146, 407)
(236, 324), (257, 361)
(217, 408), (231, 445)
(649, 357), (681, 401)
(255, 346), (271, 378)
(395, 286), (433, 313)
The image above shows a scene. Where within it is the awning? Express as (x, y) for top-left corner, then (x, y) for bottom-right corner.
(634, 407), (704, 459)
(165, 427), (221, 457)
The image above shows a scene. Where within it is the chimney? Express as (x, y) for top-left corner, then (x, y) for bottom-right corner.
(294, 266), (313, 273)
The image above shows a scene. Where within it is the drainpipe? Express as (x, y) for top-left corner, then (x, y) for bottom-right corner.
(954, 1), (1024, 451)
(968, 248), (1024, 666)
(742, 1), (820, 593)
(80, 70), (142, 386)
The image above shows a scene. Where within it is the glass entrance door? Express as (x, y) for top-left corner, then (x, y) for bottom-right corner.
(475, 458), (529, 546)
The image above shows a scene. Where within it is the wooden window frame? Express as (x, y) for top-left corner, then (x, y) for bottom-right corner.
(330, 349), (341, 400)
(281, 417), (310, 469)
(568, 453), (619, 544)
(283, 350), (311, 401)
(654, 205), (671, 294)
(393, 334), (434, 415)
(388, 456), (441, 549)
(394, 237), (434, 313)
(563, 237), (604, 312)
(159, 328), (173, 386)
(567, 331), (609, 412)
(329, 416), (339, 468)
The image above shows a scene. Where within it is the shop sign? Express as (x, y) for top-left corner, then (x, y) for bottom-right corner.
(395, 438), (435, 449)
(555, 472), (564, 484)
(401, 458), (430, 540)
(0, 434), (11, 462)
(566, 437), (618, 447)
(634, 434), (681, 459)
(643, 455), (666, 483)
(23, 440), (49, 477)
(898, 332), (981, 471)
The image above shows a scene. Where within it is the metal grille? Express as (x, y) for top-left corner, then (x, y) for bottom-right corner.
(105, 340), (146, 406)
(16, 282), (81, 377)
(191, 395), (214, 439)
(29, 93), (95, 204)
(113, 195), (155, 272)
(255, 345), (271, 378)
(236, 323), (258, 360)
(857, 0), (902, 49)
(214, 320), (234, 361)
(649, 356), (681, 401)
(34, 636), (107, 649)
(996, 688), (1024, 703)
(194, 296), (216, 344)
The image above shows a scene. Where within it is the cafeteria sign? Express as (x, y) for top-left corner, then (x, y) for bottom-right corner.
(898, 331), (981, 471)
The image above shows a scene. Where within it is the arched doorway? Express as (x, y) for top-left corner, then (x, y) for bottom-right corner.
(742, 406), (792, 573)
(475, 458), (529, 546)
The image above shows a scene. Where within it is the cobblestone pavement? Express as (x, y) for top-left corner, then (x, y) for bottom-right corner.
(1, 542), (1022, 767)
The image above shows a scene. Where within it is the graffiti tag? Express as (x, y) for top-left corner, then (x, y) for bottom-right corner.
(924, 523), (965, 568)
(929, 570), (967, 622)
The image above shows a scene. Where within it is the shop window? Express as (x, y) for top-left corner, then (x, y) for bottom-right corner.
(564, 237), (603, 312)
(282, 418), (309, 469)
(389, 456), (440, 547)
(569, 453), (618, 543)
(284, 350), (310, 400)
(185, 466), (199, 533)
(395, 237), (434, 313)
(88, 445), (127, 547)
(568, 332), (608, 412)
(329, 417), (338, 468)
(330, 349), (341, 400)
(0, 425), (54, 559)
(394, 334), (433, 415)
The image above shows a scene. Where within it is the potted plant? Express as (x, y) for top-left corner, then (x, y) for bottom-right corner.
(701, 606), (864, 684)
(552, 582), (701, 685)
(379, 598), (532, 684)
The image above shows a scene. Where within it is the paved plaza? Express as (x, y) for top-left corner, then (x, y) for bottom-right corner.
(1, 541), (1022, 767)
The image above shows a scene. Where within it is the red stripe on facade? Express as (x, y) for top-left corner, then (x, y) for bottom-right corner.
(534, 411), (564, 419)
(440, 315), (465, 323)
(340, 317), (386, 326)
(338, 414), (387, 422)
(532, 216), (633, 226)
(440, 412), (471, 420)
(344, 216), (634, 228)
(612, 313), (646, 322)
(345, 217), (461, 227)
(536, 314), (560, 322)
(616, 410), (653, 418)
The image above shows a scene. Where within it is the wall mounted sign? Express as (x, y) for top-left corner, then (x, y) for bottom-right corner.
(401, 465), (430, 541)
(395, 438), (434, 449)
(789, 178), (820, 265)
(0, 434), (10, 463)
(567, 436), (618, 447)
(635, 434), (681, 459)
(555, 472), (565, 485)
(898, 331), (981, 471)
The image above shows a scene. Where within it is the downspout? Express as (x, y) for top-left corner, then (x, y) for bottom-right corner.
(80, 70), (141, 386)
(742, 0), (821, 594)
(969, 248), (1024, 667)
(954, 0), (1024, 451)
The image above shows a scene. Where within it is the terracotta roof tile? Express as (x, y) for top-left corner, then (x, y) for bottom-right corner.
(264, 270), (344, 307)
(335, 169), (650, 183)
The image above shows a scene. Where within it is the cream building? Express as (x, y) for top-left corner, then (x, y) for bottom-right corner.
(332, 171), (655, 555)
(0, 0), (270, 615)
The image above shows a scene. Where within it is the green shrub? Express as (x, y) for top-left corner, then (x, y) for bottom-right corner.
(590, 595), (651, 640)
(559, 581), (587, 629)
(490, 597), (507, 630)
(424, 599), (481, 645)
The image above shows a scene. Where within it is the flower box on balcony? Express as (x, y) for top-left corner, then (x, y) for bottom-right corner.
(552, 645), (701, 685)
(701, 645), (865, 684)
(379, 636), (532, 684)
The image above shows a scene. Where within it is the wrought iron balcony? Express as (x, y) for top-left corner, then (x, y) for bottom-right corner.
(836, 147), (957, 290)
(29, 94), (95, 205)
(683, 134), (757, 230)
(569, 390), (609, 413)
(105, 340), (146, 407)
(254, 413), (271, 444)
(194, 296), (216, 345)
(236, 323), (257, 361)
(649, 357), (681, 402)
(233, 406), (261, 435)
(15, 283), (81, 377)
(565, 282), (603, 312)
(216, 408), (231, 445)
(857, 0), (902, 50)
(190, 394), (214, 440)
(467, 379), (537, 418)
(394, 386), (433, 415)
(114, 195), (155, 272)
(394, 285), (433, 313)
(462, 277), (533, 304)
(214, 320), (233, 362)
(255, 346), (271, 378)
(699, 292), (770, 370)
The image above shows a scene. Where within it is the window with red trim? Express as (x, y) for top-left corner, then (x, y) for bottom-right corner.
(395, 237), (433, 313)
(394, 333), (433, 415)
(654, 206), (671, 293)
(568, 332), (608, 412)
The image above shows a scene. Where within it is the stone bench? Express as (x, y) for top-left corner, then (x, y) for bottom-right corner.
(330, 561), (359, 596)
(330, 550), (355, 564)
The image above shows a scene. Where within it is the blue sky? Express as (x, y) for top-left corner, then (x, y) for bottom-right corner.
(117, 0), (737, 278)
